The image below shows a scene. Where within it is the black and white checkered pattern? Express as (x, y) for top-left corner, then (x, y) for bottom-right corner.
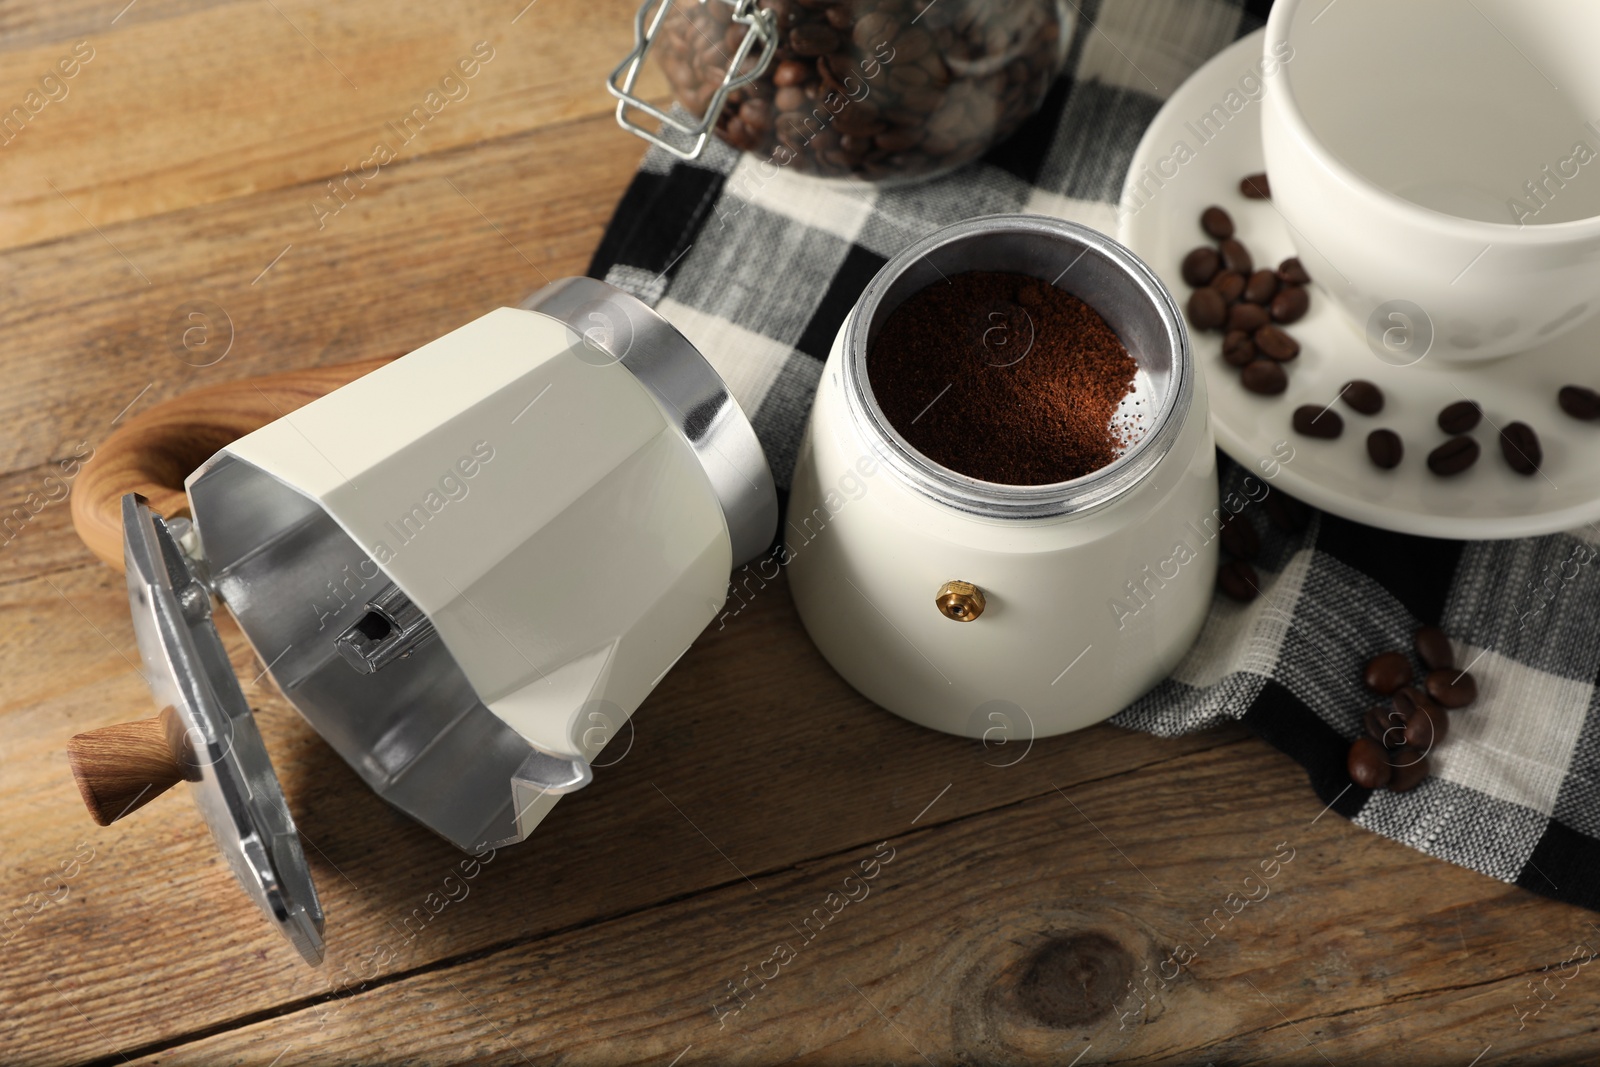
(587, 0), (1600, 911)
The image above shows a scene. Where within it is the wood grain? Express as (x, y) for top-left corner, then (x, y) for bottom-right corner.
(67, 707), (187, 825)
(0, 107), (641, 479)
(0, 0), (667, 251)
(104, 738), (1600, 1066)
(0, 559), (1241, 1063)
(69, 357), (392, 568)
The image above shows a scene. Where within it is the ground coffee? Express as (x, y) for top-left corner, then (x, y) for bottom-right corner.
(867, 271), (1139, 485)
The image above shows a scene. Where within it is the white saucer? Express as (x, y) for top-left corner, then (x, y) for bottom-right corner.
(1116, 29), (1600, 540)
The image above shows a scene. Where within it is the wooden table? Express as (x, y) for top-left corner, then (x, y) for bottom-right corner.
(4, 3), (1598, 1064)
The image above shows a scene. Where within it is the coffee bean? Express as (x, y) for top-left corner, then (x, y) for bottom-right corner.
(1265, 491), (1310, 532)
(1187, 287), (1226, 331)
(1182, 247), (1221, 287)
(1219, 238), (1253, 274)
(876, 126), (922, 152)
(1212, 271), (1246, 304)
(893, 27), (933, 62)
(1413, 625), (1453, 671)
(1427, 436), (1479, 476)
(1425, 667), (1477, 708)
(898, 86), (943, 113)
(1244, 269), (1279, 304)
(1278, 257), (1310, 285)
(1404, 705), (1447, 752)
(1388, 748), (1429, 792)
(1401, 707), (1438, 751)
(816, 52), (857, 96)
(775, 85), (806, 111)
(1228, 302), (1270, 333)
(773, 59), (811, 87)
(1395, 688), (1448, 749)
(1254, 325), (1300, 361)
(1270, 285), (1309, 324)
(831, 102), (886, 137)
(775, 116), (808, 152)
(839, 133), (872, 156)
(1240, 172), (1271, 199)
(1201, 205), (1234, 239)
(789, 23), (840, 56)
(1363, 651), (1413, 695)
(1217, 560), (1261, 602)
(1438, 400), (1481, 434)
(1341, 379), (1384, 415)
(723, 115), (755, 150)
(887, 63), (931, 91)
(1499, 421), (1541, 475)
(1366, 429), (1403, 469)
(1222, 329), (1256, 367)
(1365, 704), (1404, 747)
(1219, 513), (1259, 560)
(1388, 685), (1426, 718)
(1241, 359), (1288, 395)
(852, 12), (899, 51)
(1559, 384), (1600, 421)
(1348, 737), (1392, 789)
(739, 97), (774, 130)
(1293, 404), (1342, 439)
(1362, 703), (1383, 743)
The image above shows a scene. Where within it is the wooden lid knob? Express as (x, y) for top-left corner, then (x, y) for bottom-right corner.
(68, 708), (190, 825)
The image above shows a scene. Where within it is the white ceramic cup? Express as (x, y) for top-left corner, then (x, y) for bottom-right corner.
(1262, 0), (1600, 363)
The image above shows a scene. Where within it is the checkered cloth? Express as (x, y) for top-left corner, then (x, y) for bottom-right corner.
(586, 0), (1600, 911)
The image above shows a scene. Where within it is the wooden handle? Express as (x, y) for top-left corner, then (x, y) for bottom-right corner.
(70, 357), (395, 570)
(68, 708), (191, 825)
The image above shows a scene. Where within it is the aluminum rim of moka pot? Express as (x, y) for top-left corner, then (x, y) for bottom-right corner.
(521, 276), (778, 566)
(842, 214), (1194, 521)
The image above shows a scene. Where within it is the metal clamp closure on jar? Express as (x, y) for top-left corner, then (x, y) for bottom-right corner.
(608, 0), (777, 159)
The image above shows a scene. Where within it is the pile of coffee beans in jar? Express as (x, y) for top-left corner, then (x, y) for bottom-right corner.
(1178, 177), (1311, 399)
(654, 0), (1066, 181)
(1346, 625), (1479, 793)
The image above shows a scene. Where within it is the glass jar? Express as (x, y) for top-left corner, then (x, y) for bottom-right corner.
(619, 0), (1073, 183)
(786, 216), (1219, 738)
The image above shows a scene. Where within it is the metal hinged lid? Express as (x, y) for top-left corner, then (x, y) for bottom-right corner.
(122, 493), (325, 965)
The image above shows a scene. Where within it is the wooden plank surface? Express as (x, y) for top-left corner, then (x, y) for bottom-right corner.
(110, 737), (1600, 1066)
(0, 0), (667, 249)
(4, 3), (1600, 1066)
